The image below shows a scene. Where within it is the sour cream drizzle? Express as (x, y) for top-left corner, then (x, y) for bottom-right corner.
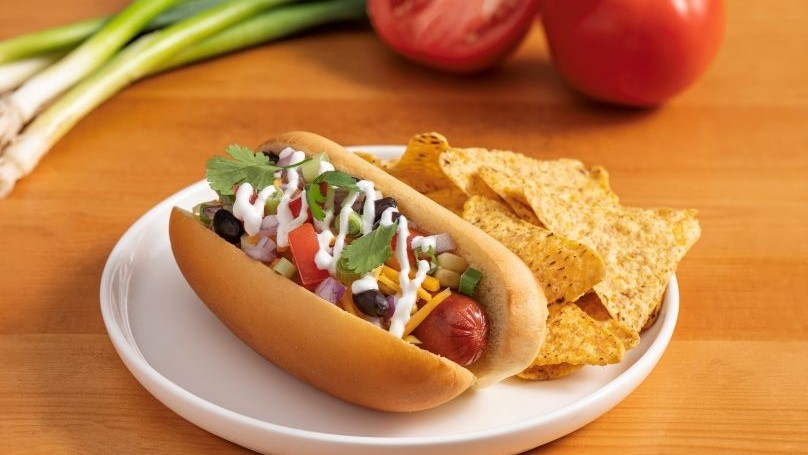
(314, 188), (360, 275)
(274, 148), (309, 247)
(233, 183), (278, 236)
(385, 212), (430, 338)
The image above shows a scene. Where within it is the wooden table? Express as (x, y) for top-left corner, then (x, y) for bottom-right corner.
(2, 1), (806, 453)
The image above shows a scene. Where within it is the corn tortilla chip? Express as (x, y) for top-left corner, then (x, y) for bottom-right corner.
(384, 132), (454, 194)
(440, 148), (617, 208)
(576, 292), (640, 349)
(462, 196), (604, 304)
(525, 180), (701, 332)
(423, 188), (467, 217)
(477, 166), (542, 225)
(518, 362), (584, 381)
(525, 302), (625, 367)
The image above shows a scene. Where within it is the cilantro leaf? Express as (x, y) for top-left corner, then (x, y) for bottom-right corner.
(340, 224), (397, 275)
(306, 183), (328, 221)
(305, 170), (359, 221)
(316, 170), (359, 190)
(206, 144), (279, 196)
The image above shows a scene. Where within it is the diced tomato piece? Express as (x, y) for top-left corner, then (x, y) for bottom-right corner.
(289, 196), (303, 218)
(390, 227), (427, 267)
(288, 223), (330, 289)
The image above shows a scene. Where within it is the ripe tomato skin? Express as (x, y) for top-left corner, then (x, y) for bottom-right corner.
(367, 0), (541, 74)
(287, 223), (330, 290)
(540, 0), (725, 106)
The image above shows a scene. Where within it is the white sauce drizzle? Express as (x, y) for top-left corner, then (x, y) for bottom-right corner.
(410, 235), (437, 253)
(233, 183), (278, 236)
(274, 150), (308, 247)
(388, 214), (430, 338)
(356, 180), (376, 235)
(351, 275), (379, 294)
(314, 189), (361, 275)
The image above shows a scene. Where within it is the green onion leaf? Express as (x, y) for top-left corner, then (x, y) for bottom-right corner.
(458, 267), (482, 296)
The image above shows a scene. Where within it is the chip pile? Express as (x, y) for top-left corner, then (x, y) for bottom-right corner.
(361, 132), (700, 379)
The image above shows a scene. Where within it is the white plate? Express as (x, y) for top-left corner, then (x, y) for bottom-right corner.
(100, 145), (678, 455)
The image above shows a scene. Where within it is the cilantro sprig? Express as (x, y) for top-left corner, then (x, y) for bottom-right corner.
(305, 170), (358, 221)
(340, 223), (398, 275)
(205, 145), (310, 196)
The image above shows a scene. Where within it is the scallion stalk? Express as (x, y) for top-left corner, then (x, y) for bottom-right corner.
(0, 54), (63, 94)
(0, 1), (236, 95)
(0, 0), (308, 197)
(0, 0), (183, 147)
(0, 0), (231, 65)
(0, 18), (105, 64)
(153, 0), (366, 74)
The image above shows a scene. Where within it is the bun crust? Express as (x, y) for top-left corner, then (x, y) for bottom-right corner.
(169, 131), (547, 411)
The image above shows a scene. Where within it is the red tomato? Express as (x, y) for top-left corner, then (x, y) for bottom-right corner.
(367, 0), (541, 73)
(540, 0), (725, 106)
(287, 223), (330, 289)
(390, 227), (427, 266)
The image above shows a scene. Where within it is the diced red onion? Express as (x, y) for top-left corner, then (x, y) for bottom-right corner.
(383, 295), (396, 319)
(314, 277), (346, 305)
(242, 236), (277, 263)
(259, 214), (279, 236)
(276, 147), (296, 166)
(434, 233), (456, 253)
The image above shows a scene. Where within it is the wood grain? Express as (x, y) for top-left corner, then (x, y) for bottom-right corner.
(1, 1), (807, 454)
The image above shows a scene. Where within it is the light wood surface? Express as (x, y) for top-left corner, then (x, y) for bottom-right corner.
(2, 1), (806, 454)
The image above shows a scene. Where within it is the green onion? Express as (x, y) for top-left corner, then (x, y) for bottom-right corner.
(0, 0), (367, 197)
(458, 267), (482, 297)
(0, 0), (234, 66)
(0, 0), (185, 147)
(152, 0), (366, 74)
(0, 54), (63, 94)
(272, 257), (297, 279)
(0, 17), (105, 64)
(0, 1), (236, 93)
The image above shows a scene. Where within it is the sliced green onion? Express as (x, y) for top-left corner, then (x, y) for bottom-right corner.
(0, 0), (183, 147)
(272, 257), (297, 279)
(0, 0), (367, 198)
(458, 267), (482, 297)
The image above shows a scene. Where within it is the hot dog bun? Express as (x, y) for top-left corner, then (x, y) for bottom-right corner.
(169, 131), (548, 412)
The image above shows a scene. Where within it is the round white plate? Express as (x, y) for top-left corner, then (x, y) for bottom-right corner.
(100, 145), (678, 455)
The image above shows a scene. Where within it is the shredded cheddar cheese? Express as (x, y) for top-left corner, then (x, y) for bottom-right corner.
(381, 266), (433, 301)
(403, 288), (452, 337)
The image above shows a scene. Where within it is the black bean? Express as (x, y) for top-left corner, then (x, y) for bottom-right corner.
(353, 290), (391, 318)
(373, 197), (399, 223)
(212, 209), (243, 244)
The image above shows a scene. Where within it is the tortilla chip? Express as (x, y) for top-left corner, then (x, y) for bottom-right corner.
(423, 187), (467, 217)
(476, 167), (542, 225)
(384, 132), (454, 193)
(525, 302), (625, 368)
(576, 292), (640, 349)
(440, 147), (618, 207)
(518, 362), (584, 381)
(355, 151), (390, 169)
(525, 178), (701, 332)
(462, 196), (604, 304)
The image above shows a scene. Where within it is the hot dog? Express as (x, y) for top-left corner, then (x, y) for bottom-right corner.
(168, 131), (548, 412)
